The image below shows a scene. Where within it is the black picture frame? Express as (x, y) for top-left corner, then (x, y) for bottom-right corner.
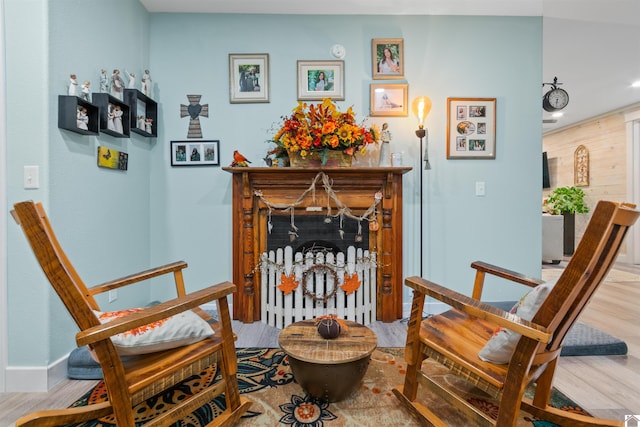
(171, 140), (220, 166)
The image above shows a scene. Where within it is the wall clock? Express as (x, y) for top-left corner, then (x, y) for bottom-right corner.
(542, 77), (569, 112)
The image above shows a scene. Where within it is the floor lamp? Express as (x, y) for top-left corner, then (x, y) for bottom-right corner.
(411, 96), (432, 277)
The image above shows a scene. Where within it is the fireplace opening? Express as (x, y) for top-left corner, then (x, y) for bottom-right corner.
(266, 214), (370, 254)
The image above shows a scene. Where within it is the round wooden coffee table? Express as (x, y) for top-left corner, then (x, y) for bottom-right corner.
(278, 319), (377, 402)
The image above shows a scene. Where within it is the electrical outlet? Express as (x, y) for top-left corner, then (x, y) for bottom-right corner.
(108, 289), (118, 303)
(475, 181), (486, 196)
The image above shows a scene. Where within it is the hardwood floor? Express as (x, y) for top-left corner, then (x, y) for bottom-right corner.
(1, 261), (638, 426)
(546, 261), (640, 420)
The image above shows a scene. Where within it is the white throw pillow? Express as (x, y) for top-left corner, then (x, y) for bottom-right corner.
(93, 308), (214, 356)
(478, 280), (556, 364)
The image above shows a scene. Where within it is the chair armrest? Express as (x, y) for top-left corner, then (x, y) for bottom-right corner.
(470, 261), (545, 300)
(76, 281), (236, 347)
(87, 261), (188, 295)
(406, 276), (551, 343)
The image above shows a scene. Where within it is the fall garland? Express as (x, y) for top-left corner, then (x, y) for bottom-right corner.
(253, 171), (382, 239)
(276, 262), (364, 303)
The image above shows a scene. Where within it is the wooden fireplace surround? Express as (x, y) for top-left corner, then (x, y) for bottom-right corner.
(223, 166), (412, 323)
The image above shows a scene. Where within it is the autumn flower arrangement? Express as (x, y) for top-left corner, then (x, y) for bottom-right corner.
(272, 98), (380, 165)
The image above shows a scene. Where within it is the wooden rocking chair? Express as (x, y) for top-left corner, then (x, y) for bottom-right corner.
(393, 200), (639, 427)
(11, 201), (252, 426)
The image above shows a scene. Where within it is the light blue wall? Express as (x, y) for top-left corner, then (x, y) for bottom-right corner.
(149, 13), (543, 304)
(4, 3), (542, 370)
(6, 0), (153, 366)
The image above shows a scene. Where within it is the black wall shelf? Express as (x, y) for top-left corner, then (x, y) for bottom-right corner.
(124, 89), (157, 137)
(58, 96), (99, 135)
(92, 93), (131, 138)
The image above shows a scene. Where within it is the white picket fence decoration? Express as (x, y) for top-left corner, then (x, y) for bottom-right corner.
(260, 246), (377, 328)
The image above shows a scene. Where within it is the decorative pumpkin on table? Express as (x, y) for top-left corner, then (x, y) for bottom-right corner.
(315, 314), (348, 339)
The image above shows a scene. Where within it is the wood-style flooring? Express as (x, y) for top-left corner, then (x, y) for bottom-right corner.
(1, 260), (638, 426)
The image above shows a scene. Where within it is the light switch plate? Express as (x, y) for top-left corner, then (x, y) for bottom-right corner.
(24, 165), (40, 189)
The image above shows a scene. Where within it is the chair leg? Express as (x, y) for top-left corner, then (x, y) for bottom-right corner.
(530, 358), (557, 408)
(397, 290), (426, 401)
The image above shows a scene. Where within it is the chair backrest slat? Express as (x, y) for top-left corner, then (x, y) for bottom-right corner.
(533, 201), (639, 353)
(13, 201), (100, 331)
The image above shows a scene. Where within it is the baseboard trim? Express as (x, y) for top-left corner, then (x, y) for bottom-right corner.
(402, 301), (449, 319)
(5, 353), (68, 392)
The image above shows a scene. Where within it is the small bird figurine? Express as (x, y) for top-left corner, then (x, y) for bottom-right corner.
(231, 150), (251, 167)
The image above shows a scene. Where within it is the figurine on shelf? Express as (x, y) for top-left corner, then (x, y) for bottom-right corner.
(113, 105), (123, 133)
(107, 104), (116, 132)
(80, 81), (91, 102)
(379, 122), (392, 166)
(145, 117), (153, 134)
(110, 69), (125, 100)
(99, 69), (108, 93)
(125, 70), (136, 89)
(141, 69), (152, 97)
(76, 107), (89, 130)
(137, 115), (145, 130)
(68, 74), (78, 96)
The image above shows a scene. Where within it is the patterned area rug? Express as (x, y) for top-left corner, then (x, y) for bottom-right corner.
(67, 347), (590, 427)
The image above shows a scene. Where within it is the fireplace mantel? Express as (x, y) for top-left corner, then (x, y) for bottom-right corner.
(223, 166), (412, 323)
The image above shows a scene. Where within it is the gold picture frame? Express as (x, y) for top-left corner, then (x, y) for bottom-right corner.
(370, 83), (408, 117)
(446, 98), (496, 159)
(297, 60), (345, 101)
(372, 38), (404, 80)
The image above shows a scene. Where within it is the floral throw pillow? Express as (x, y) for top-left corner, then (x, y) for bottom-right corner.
(478, 279), (557, 364)
(92, 308), (214, 356)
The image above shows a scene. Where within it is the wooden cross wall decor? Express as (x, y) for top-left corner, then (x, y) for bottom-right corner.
(180, 94), (209, 138)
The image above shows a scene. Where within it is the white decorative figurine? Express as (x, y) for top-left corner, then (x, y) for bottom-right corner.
(145, 118), (153, 134)
(76, 107), (89, 130)
(80, 81), (91, 102)
(142, 69), (152, 98)
(68, 74), (78, 96)
(99, 69), (108, 93)
(379, 122), (392, 166)
(125, 70), (136, 89)
(110, 69), (125, 100)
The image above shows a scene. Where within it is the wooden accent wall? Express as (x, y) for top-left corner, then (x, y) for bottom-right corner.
(543, 113), (627, 247)
(223, 167), (411, 323)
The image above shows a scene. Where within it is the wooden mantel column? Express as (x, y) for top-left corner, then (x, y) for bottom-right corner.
(223, 166), (412, 323)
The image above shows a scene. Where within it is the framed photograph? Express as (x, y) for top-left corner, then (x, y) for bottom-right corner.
(446, 98), (496, 159)
(229, 53), (269, 103)
(297, 60), (344, 101)
(370, 84), (408, 117)
(171, 140), (220, 166)
(372, 38), (404, 80)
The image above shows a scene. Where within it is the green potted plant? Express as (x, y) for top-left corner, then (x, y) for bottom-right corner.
(545, 186), (589, 255)
(545, 186), (589, 215)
